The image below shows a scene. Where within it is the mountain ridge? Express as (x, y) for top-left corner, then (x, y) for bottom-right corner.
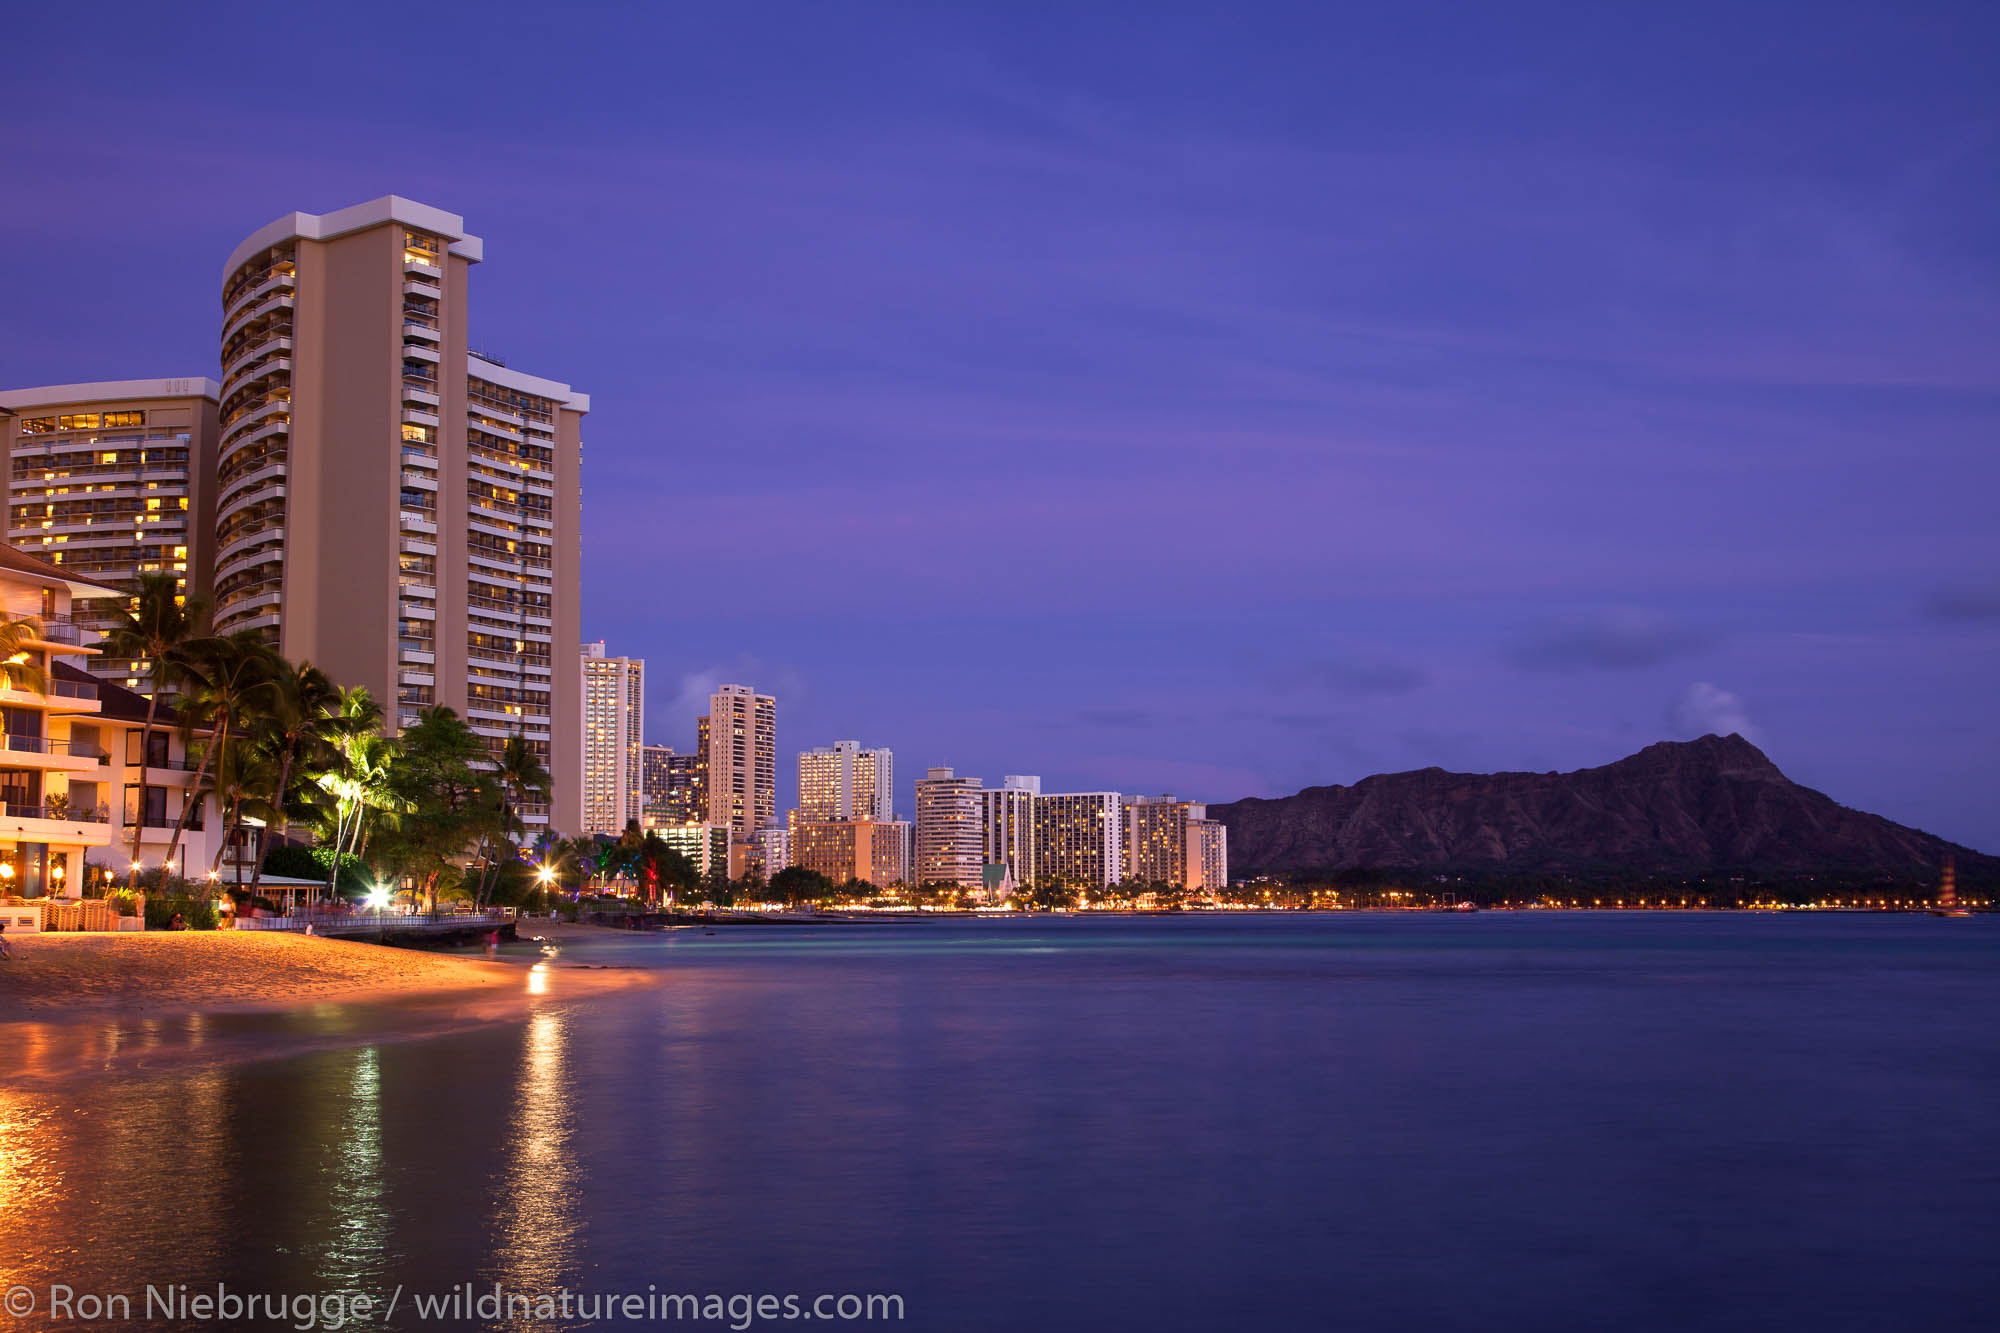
(1208, 735), (1992, 879)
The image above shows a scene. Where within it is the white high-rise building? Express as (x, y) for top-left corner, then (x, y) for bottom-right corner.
(979, 774), (1039, 890)
(914, 766), (985, 889)
(703, 684), (775, 836)
(798, 741), (894, 823)
(580, 641), (643, 835)
(1033, 790), (1123, 888)
(754, 822), (792, 877)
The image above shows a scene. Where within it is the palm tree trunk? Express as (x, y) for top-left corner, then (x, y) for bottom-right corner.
(324, 795), (354, 898)
(166, 716), (226, 873)
(127, 689), (161, 886)
(248, 744), (292, 900)
(229, 808), (247, 891)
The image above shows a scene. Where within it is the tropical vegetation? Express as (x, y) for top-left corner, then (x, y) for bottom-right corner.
(87, 578), (555, 910)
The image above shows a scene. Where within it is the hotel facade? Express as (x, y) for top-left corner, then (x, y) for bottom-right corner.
(581, 641), (644, 834)
(794, 816), (910, 889)
(1032, 790), (1124, 888)
(213, 197), (585, 833)
(914, 765), (985, 889)
(978, 775), (1039, 891)
(797, 741), (893, 823)
(1123, 795), (1229, 893)
(700, 684), (775, 837)
(0, 379), (221, 692)
(641, 743), (701, 825)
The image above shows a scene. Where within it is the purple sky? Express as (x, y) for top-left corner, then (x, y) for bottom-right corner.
(5, 2), (1996, 848)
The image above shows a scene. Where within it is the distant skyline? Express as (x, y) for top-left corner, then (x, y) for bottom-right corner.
(4, 1), (1996, 846)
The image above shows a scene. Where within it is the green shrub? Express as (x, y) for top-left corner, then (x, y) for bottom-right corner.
(144, 895), (220, 931)
(261, 844), (372, 896)
(105, 889), (140, 917)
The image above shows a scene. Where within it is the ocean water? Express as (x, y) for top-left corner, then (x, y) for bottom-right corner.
(4, 913), (1998, 1332)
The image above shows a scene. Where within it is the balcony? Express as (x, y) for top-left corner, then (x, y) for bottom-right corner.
(121, 795), (204, 831)
(219, 462), (288, 509)
(404, 279), (443, 300)
(2, 801), (116, 846)
(222, 271), (296, 328)
(0, 678), (100, 714)
(0, 734), (106, 772)
(21, 615), (83, 645)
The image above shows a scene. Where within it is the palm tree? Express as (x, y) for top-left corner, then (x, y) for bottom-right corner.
(0, 617), (48, 695)
(95, 572), (207, 879)
(164, 632), (280, 877)
(209, 736), (283, 887)
(244, 660), (341, 900)
(314, 686), (393, 896)
(472, 736), (553, 906)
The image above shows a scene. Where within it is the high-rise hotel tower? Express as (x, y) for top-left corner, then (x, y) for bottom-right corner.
(581, 641), (644, 835)
(213, 197), (585, 832)
(700, 684), (775, 837)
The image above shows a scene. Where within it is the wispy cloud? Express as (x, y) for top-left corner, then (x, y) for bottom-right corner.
(1509, 609), (1713, 672)
(1668, 682), (1757, 741)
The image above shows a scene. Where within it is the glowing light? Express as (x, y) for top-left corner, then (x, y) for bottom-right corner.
(536, 865), (555, 885)
(366, 883), (392, 910)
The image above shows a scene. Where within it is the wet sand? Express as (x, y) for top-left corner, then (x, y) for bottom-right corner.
(0, 914), (796, 1088)
(0, 930), (534, 1015)
(0, 926), (659, 1081)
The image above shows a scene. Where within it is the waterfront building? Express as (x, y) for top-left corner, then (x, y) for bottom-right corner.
(1123, 795), (1229, 892)
(580, 642), (644, 835)
(0, 546), (125, 912)
(1191, 817), (1228, 898)
(794, 817), (910, 889)
(797, 741), (894, 822)
(701, 684), (775, 836)
(914, 766), (985, 889)
(213, 196), (586, 832)
(653, 821), (731, 884)
(1032, 790), (1123, 888)
(979, 774), (1038, 891)
(68, 661), (225, 882)
(0, 379), (220, 693)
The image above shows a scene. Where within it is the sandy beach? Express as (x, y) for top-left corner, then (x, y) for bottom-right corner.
(0, 923), (648, 1017)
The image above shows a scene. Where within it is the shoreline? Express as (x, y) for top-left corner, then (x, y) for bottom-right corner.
(0, 926), (657, 1083)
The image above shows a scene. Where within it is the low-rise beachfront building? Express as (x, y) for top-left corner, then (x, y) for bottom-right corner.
(0, 545), (227, 933)
(62, 662), (225, 883)
(0, 547), (122, 924)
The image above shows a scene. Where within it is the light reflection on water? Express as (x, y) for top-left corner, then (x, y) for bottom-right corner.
(484, 1006), (581, 1325)
(0, 915), (1995, 1332)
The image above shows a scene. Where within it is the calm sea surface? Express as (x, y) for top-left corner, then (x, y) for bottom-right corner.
(5, 913), (1998, 1332)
